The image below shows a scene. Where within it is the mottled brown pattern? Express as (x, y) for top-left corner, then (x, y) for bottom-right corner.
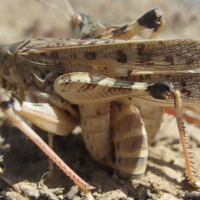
(139, 56), (153, 65)
(181, 81), (187, 87)
(186, 57), (194, 65)
(78, 84), (97, 92)
(106, 87), (132, 94)
(137, 43), (145, 56)
(84, 52), (96, 60)
(116, 50), (127, 63)
(181, 88), (191, 97)
(112, 25), (128, 37)
(1, 6), (200, 198)
(114, 79), (133, 88)
(50, 52), (59, 59)
(165, 55), (174, 65)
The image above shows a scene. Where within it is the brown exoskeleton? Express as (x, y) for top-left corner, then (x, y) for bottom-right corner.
(0, 1), (200, 199)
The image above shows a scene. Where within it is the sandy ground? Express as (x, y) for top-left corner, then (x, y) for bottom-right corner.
(0, 0), (200, 200)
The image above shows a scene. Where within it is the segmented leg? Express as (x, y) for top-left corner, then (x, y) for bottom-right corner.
(30, 88), (80, 176)
(0, 89), (94, 199)
(54, 72), (170, 104)
(18, 100), (78, 177)
(173, 90), (200, 188)
(92, 8), (164, 39)
(48, 132), (54, 178)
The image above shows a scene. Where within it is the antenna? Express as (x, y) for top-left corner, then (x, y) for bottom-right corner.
(33, 0), (72, 21)
(63, 0), (74, 16)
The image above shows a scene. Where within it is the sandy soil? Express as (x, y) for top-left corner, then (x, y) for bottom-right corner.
(0, 0), (200, 200)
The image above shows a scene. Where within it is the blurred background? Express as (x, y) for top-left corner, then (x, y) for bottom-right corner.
(1, 0), (200, 43)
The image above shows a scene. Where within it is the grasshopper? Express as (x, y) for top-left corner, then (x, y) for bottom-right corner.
(0, 2), (200, 199)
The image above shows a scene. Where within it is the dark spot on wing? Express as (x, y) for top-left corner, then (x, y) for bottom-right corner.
(116, 50), (127, 63)
(181, 88), (191, 98)
(139, 56), (152, 65)
(181, 81), (187, 87)
(165, 55), (174, 65)
(137, 43), (145, 56)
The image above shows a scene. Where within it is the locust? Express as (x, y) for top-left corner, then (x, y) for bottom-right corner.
(0, 3), (200, 199)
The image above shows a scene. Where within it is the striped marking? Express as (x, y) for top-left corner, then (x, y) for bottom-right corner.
(54, 72), (172, 104)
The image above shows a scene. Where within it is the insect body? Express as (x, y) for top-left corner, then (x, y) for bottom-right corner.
(0, 6), (200, 199)
(0, 36), (200, 178)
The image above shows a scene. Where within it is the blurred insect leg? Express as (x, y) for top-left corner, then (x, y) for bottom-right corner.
(47, 132), (54, 178)
(19, 100), (78, 179)
(110, 102), (148, 178)
(79, 103), (114, 168)
(174, 90), (200, 188)
(148, 17), (165, 39)
(0, 89), (94, 198)
(29, 89), (79, 177)
(92, 8), (164, 40)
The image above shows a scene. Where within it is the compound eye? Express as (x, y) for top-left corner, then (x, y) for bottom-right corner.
(71, 13), (83, 29)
